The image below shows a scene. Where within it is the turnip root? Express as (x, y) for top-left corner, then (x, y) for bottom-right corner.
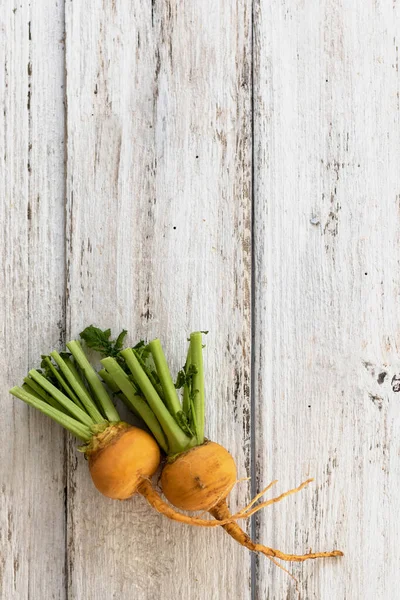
(161, 441), (342, 562)
(161, 442), (236, 511)
(87, 422), (160, 499)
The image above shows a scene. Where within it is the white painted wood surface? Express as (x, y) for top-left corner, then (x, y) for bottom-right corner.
(0, 1), (66, 598)
(1, 0), (400, 599)
(254, 1), (400, 598)
(65, 1), (252, 600)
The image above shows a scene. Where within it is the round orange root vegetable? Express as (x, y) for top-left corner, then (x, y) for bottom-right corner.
(161, 441), (237, 511)
(85, 423), (246, 528)
(161, 441), (344, 563)
(87, 423), (161, 500)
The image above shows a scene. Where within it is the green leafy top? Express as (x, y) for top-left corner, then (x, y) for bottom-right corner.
(10, 340), (121, 442)
(132, 340), (151, 361)
(11, 324), (207, 455)
(175, 363), (198, 390)
(79, 326), (207, 455)
(80, 325), (128, 358)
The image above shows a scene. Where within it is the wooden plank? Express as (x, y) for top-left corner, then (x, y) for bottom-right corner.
(254, 0), (400, 598)
(65, 1), (252, 598)
(0, 2), (66, 599)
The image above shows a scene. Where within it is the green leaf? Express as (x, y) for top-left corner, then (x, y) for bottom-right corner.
(175, 410), (195, 437)
(80, 326), (111, 353)
(190, 388), (199, 403)
(133, 348), (165, 401)
(174, 369), (186, 389)
(187, 364), (198, 378)
(133, 340), (151, 361)
(175, 364), (198, 390)
(80, 325), (128, 358)
(115, 329), (128, 351)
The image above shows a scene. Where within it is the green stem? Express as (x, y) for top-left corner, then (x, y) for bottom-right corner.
(120, 348), (192, 454)
(98, 368), (146, 431)
(29, 369), (95, 428)
(22, 383), (44, 400)
(50, 350), (105, 424)
(99, 365), (139, 417)
(62, 356), (90, 394)
(190, 332), (205, 444)
(190, 396), (199, 436)
(42, 357), (85, 411)
(182, 344), (191, 416)
(98, 368), (147, 430)
(66, 341), (120, 422)
(101, 357), (168, 453)
(23, 376), (68, 414)
(98, 368), (120, 394)
(10, 386), (92, 441)
(149, 339), (182, 416)
(134, 351), (165, 401)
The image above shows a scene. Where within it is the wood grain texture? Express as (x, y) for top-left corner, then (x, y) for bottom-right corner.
(254, 0), (400, 598)
(0, 1), (66, 599)
(2, 0), (400, 598)
(65, 1), (252, 599)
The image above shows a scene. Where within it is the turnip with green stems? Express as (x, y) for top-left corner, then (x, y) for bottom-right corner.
(82, 326), (343, 579)
(9, 339), (248, 527)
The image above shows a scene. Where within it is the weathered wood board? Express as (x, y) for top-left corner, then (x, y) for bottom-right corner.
(1, 0), (400, 598)
(254, 1), (400, 598)
(0, 1), (66, 598)
(65, 1), (252, 599)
